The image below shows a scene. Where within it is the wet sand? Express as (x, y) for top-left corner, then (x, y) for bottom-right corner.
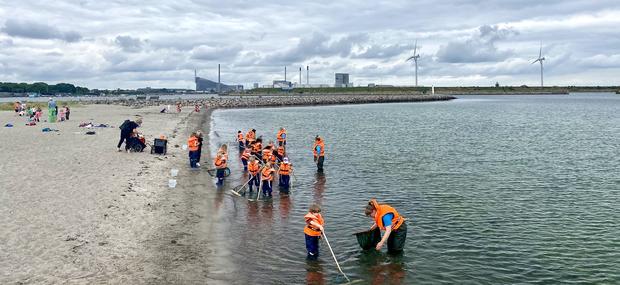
(0, 105), (217, 284)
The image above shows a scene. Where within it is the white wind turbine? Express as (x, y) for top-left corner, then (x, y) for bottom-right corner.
(532, 43), (546, 87)
(406, 40), (420, 87)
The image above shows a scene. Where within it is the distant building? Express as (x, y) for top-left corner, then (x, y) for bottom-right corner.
(335, 73), (350, 87)
(253, 83), (259, 89)
(195, 77), (239, 93)
(273, 80), (292, 88)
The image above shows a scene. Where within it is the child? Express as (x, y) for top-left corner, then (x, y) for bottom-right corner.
(304, 204), (324, 260)
(196, 131), (204, 167)
(241, 147), (251, 171)
(65, 106), (70, 121)
(188, 132), (200, 168)
(35, 107), (42, 122)
(59, 107), (66, 122)
(247, 156), (261, 192)
(278, 157), (293, 193)
(260, 161), (275, 197)
(237, 130), (245, 151)
(214, 151), (227, 185)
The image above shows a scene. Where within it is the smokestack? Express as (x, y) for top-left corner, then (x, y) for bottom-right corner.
(284, 66), (287, 82)
(306, 66), (309, 85)
(217, 64), (221, 93)
(194, 69), (197, 91)
(299, 67), (302, 86)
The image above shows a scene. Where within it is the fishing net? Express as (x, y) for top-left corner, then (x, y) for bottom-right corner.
(353, 228), (381, 250)
(206, 167), (231, 177)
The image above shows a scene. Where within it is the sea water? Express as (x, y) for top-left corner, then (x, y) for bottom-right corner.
(206, 93), (620, 284)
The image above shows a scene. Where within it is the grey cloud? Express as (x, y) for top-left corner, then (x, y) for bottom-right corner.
(191, 45), (243, 61)
(115, 35), (144, 53)
(353, 44), (409, 59)
(2, 19), (82, 42)
(436, 25), (517, 63)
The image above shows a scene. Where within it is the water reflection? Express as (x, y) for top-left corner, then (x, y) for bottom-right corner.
(305, 261), (325, 285)
(279, 194), (292, 221)
(359, 252), (406, 285)
(313, 172), (326, 205)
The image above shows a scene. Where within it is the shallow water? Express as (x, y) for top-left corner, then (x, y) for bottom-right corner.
(207, 93), (620, 284)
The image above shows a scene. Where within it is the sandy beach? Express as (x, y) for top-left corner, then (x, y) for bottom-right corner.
(0, 104), (220, 284)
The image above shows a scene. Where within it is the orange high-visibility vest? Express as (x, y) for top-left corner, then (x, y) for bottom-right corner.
(313, 139), (325, 157)
(279, 163), (291, 175)
(188, 136), (199, 151)
(214, 156), (227, 169)
(261, 167), (274, 181)
(252, 142), (262, 153)
(277, 129), (286, 142)
(304, 213), (324, 237)
(241, 149), (251, 160)
(262, 148), (272, 161)
(371, 199), (404, 231)
(248, 161), (260, 175)
(246, 131), (255, 142)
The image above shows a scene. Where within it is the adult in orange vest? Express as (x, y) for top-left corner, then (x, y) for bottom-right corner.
(251, 138), (262, 158)
(304, 204), (324, 260)
(260, 161), (276, 197)
(261, 145), (273, 163)
(277, 127), (287, 146)
(312, 136), (325, 172)
(187, 132), (200, 168)
(365, 199), (407, 253)
(247, 156), (261, 192)
(237, 130), (245, 151)
(214, 151), (227, 185)
(278, 157), (293, 193)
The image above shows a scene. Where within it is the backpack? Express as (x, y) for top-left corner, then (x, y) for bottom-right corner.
(119, 119), (131, 130)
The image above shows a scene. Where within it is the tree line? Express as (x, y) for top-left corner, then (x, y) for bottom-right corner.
(0, 82), (89, 95)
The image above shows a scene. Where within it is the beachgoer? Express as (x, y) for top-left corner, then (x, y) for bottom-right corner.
(365, 199), (407, 253)
(176, 102), (182, 113)
(278, 157), (292, 193)
(196, 131), (204, 167)
(241, 147), (251, 171)
(237, 130), (245, 151)
(59, 107), (66, 122)
(312, 136), (325, 172)
(34, 107), (42, 122)
(260, 161), (275, 197)
(304, 204), (324, 260)
(188, 132), (200, 168)
(247, 156), (261, 192)
(117, 118), (142, 151)
(214, 151), (227, 185)
(48, 98), (57, 122)
(14, 101), (20, 114)
(194, 104), (200, 112)
(65, 106), (70, 120)
(277, 127), (287, 146)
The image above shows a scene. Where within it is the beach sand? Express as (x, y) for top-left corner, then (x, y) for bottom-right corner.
(0, 105), (218, 284)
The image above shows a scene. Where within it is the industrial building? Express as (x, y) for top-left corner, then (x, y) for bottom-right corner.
(335, 73), (351, 87)
(195, 77), (242, 93)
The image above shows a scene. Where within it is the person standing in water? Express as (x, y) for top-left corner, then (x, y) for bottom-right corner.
(277, 127), (287, 146)
(247, 156), (261, 192)
(278, 157), (292, 194)
(214, 151), (228, 185)
(260, 161), (276, 197)
(365, 199), (407, 253)
(312, 136), (325, 172)
(237, 130), (245, 151)
(304, 204), (324, 260)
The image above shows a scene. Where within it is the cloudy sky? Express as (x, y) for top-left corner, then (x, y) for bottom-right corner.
(1, 0), (619, 89)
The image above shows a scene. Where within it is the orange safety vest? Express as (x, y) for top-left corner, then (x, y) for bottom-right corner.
(277, 129), (286, 142)
(304, 213), (324, 237)
(214, 156), (227, 169)
(279, 163), (291, 175)
(188, 136), (199, 151)
(248, 161), (260, 175)
(371, 199), (404, 231)
(262, 148), (272, 161)
(277, 146), (285, 156)
(237, 133), (244, 142)
(241, 149), (251, 160)
(313, 139), (325, 157)
(252, 142), (262, 153)
(261, 167), (274, 181)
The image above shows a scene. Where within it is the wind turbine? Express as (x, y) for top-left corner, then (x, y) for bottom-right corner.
(406, 40), (420, 87)
(532, 43), (545, 87)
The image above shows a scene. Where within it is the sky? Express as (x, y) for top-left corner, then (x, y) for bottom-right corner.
(1, 0), (619, 89)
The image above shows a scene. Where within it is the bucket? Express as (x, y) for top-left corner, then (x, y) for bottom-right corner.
(168, 179), (177, 188)
(171, 169), (179, 177)
(182, 144), (188, 150)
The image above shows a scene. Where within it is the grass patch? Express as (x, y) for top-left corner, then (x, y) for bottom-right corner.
(0, 101), (83, 111)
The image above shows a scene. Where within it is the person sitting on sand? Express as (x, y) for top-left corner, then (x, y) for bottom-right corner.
(304, 204), (324, 260)
(365, 199), (407, 253)
(117, 118), (142, 151)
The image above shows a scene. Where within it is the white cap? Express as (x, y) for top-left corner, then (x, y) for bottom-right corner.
(283, 157), (289, 163)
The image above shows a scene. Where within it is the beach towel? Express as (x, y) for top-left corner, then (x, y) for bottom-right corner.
(26, 122), (37, 126)
(85, 131), (96, 135)
(42, 128), (59, 132)
(4, 123), (13, 127)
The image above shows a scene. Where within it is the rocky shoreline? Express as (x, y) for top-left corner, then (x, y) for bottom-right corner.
(87, 94), (456, 108)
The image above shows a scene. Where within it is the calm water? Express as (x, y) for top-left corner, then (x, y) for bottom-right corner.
(206, 93), (620, 284)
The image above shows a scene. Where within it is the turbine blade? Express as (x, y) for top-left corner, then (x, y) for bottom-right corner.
(532, 59), (539, 64)
(539, 43), (542, 58)
(414, 40), (417, 55)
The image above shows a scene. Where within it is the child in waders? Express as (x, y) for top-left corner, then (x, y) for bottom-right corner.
(278, 157), (292, 194)
(304, 204), (324, 260)
(312, 136), (325, 172)
(196, 131), (204, 167)
(237, 130), (245, 151)
(261, 161), (275, 198)
(214, 151), (227, 185)
(240, 147), (251, 171)
(247, 157), (261, 192)
(188, 133), (200, 168)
